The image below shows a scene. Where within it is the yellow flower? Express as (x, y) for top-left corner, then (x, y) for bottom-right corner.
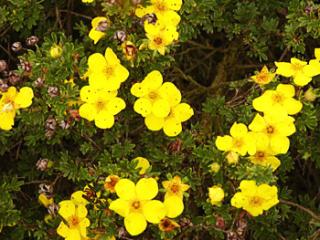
(210, 162), (220, 173)
(251, 65), (275, 85)
(104, 175), (120, 192)
(122, 41), (137, 61)
(71, 191), (89, 206)
(57, 200), (90, 240)
(150, 0), (182, 14)
(144, 22), (179, 55)
(208, 185), (224, 206)
(159, 218), (180, 232)
(253, 84), (302, 115)
(248, 133), (280, 171)
(79, 85), (126, 129)
(82, 0), (94, 3)
(109, 178), (167, 236)
(133, 157), (150, 175)
(131, 70), (193, 137)
(226, 151), (239, 165)
(162, 175), (190, 199)
(89, 17), (108, 44)
(86, 48), (129, 90)
(0, 86), (34, 130)
(50, 44), (63, 58)
(231, 180), (279, 216)
(275, 57), (320, 86)
(163, 195), (184, 218)
(38, 193), (53, 208)
(248, 113), (296, 155)
(215, 122), (256, 156)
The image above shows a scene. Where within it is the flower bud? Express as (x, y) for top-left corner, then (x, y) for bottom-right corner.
(208, 185), (224, 206)
(36, 158), (53, 171)
(47, 86), (59, 97)
(122, 41), (137, 61)
(34, 77), (45, 88)
(141, 13), (157, 25)
(0, 60), (8, 72)
(11, 42), (23, 52)
(210, 162), (220, 173)
(226, 151), (239, 164)
(45, 116), (57, 131)
(19, 60), (32, 72)
(26, 36), (39, 46)
(49, 44), (63, 58)
(8, 71), (21, 85)
(0, 79), (9, 92)
(113, 30), (127, 43)
(304, 87), (317, 102)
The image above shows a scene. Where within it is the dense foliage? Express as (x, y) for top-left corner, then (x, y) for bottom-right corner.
(0, 0), (320, 239)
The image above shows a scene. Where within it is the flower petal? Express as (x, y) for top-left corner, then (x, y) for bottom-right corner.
(136, 178), (158, 200)
(143, 200), (167, 224)
(124, 212), (147, 236)
(58, 200), (76, 221)
(115, 179), (136, 200)
(144, 113), (164, 131)
(109, 199), (130, 217)
(164, 196), (184, 218)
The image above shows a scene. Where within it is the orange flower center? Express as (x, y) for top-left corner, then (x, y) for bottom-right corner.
(148, 91), (159, 100)
(96, 100), (106, 112)
(105, 66), (114, 76)
(154, 37), (163, 46)
(256, 73), (268, 83)
(155, 3), (166, 12)
(68, 215), (80, 228)
(266, 125), (274, 134)
(255, 151), (265, 161)
(291, 63), (304, 73)
(170, 183), (180, 193)
(272, 93), (283, 103)
(132, 200), (141, 210)
(249, 196), (263, 207)
(234, 139), (243, 148)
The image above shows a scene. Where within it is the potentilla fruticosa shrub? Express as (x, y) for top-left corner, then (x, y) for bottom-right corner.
(0, 0), (320, 239)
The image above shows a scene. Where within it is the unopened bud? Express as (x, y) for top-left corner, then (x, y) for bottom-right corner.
(0, 79), (9, 92)
(26, 36), (39, 46)
(50, 45), (63, 58)
(122, 41), (137, 61)
(47, 203), (59, 217)
(226, 151), (239, 165)
(141, 13), (157, 25)
(113, 30), (127, 43)
(11, 42), (23, 52)
(45, 116), (57, 131)
(34, 77), (45, 88)
(0, 60), (8, 72)
(19, 60), (32, 72)
(210, 162), (220, 173)
(8, 71), (21, 85)
(304, 87), (317, 102)
(47, 86), (59, 97)
(36, 158), (53, 171)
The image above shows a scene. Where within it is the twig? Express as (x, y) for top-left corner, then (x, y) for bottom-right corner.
(280, 199), (320, 221)
(173, 66), (207, 90)
(59, 10), (92, 20)
(278, 46), (290, 61)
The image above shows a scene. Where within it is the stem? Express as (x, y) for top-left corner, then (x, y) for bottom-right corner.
(280, 199), (320, 222)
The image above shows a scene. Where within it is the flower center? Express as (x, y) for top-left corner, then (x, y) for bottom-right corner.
(256, 73), (268, 83)
(132, 200), (141, 210)
(148, 91), (159, 100)
(68, 215), (80, 228)
(154, 37), (163, 46)
(266, 125), (274, 134)
(234, 139), (243, 148)
(272, 93), (283, 103)
(291, 63), (304, 73)
(155, 3), (166, 12)
(170, 183), (180, 193)
(105, 66), (114, 76)
(96, 100), (106, 112)
(255, 151), (265, 161)
(249, 196), (263, 206)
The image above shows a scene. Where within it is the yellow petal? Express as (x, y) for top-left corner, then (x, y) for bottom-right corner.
(143, 200), (166, 224)
(115, 179), (136, 200)
(57, 221), (70, 238)
(293, 72), (312, 86)
(71, 191), (88, 205)
(283, 98), (302, 115)
(230, 192), (244, 208)
(66, 228), (81, 240)
(131, 83), (147, 97)
(14, 87), (33, 108)
(275, 62), (294, 77)
(114, 64), (129, 83)
(107, 97), (126, 115)
(91, 17), (107, 28)
(76, 205), (88, 219)
(38, 193), (53, 207)
(94, 111), (114, 129)
(152, 99), (170, 118)
(144, 113), (164, 131)
(89, 29), (106, 44)
(58, 200), (76, 221)
(105, 47), (120, 65)
(215, 136), (232, 151)
(109, 199), (130, 217)
(172, 103), (194, 122)
(124, 212), (147, 236)
(164, 196), (184, 218)
(163, 118), (182, 137)
(79, 103), (97, 121)
(230, 122), (248, 138)
(142, 70), (163, 91)
(0, 112), (15, 130)
(159, 82), (181, 106)
(167, 0), (183, 10)
(270, 135), (290, 154)
(248, 114), (266, 132)
(276, 84), (295, 98)
(88, 53), (106, 71)
(133, 98), (152, 117)
(133, 157), (150, 175)
(136, 178), (158, 200)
